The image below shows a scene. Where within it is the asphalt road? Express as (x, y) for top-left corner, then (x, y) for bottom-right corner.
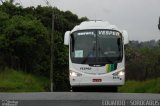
(0, 92), (160, 106)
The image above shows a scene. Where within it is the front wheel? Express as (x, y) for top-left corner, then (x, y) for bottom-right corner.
(71, 87), (80, 92)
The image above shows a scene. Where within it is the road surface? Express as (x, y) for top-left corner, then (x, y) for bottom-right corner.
(0, 92), (160, 106)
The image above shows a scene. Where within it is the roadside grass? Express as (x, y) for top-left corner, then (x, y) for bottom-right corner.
(119, 78), (160, 93)
(1, 68), (160, 93)
(0, 68), (49, 92)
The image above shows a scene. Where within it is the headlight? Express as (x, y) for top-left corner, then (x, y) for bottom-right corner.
(118, 71), (125, 76)
(112, 69), (125, 76)
(69, 70), (82, 77)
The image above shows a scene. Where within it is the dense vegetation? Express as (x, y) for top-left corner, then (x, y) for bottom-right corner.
(0, 1), (87, 91)
(119, 78), (160, 93)
(0, 1), (160, 92)
(125, 40), (160, 81)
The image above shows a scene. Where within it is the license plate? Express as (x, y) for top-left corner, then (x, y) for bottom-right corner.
(92, 79), (102, 82)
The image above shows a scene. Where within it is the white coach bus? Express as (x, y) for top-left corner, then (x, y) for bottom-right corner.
(64, 21), (128, 92)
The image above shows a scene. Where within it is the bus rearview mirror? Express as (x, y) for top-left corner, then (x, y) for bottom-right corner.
(64, 31), (70, 45)
(122, 30), (129, 45)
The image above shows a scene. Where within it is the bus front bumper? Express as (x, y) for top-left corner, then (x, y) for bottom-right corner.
(69, 74), (125, 87)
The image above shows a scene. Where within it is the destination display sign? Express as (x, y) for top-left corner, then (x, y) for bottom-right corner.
(76, 30), (121, 37)
(98, 30), (120, 36)
(77, 32), (95, 36)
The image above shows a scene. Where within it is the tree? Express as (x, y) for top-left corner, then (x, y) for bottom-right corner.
(2, 15), (49, 73)
(0, 2), (90, 91)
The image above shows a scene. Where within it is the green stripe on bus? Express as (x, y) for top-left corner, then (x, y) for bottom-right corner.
(108, 64), (111, 72)
(106, 64), (116, 72)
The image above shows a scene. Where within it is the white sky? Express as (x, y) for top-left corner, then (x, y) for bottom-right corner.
(1, 0), (160, 41)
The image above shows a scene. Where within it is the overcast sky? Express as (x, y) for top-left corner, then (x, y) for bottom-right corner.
(4, 0), (160, 41)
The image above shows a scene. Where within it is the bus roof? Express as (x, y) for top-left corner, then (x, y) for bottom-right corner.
(71, 20), (120, 33)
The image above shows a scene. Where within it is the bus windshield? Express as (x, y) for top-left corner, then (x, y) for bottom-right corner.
(70, 29), (123, 65)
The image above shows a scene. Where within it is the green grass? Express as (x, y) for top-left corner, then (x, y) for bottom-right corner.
(119, 78), (160, 93)
(1, 68), (159, 93)
(0, 68), (49, 92)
